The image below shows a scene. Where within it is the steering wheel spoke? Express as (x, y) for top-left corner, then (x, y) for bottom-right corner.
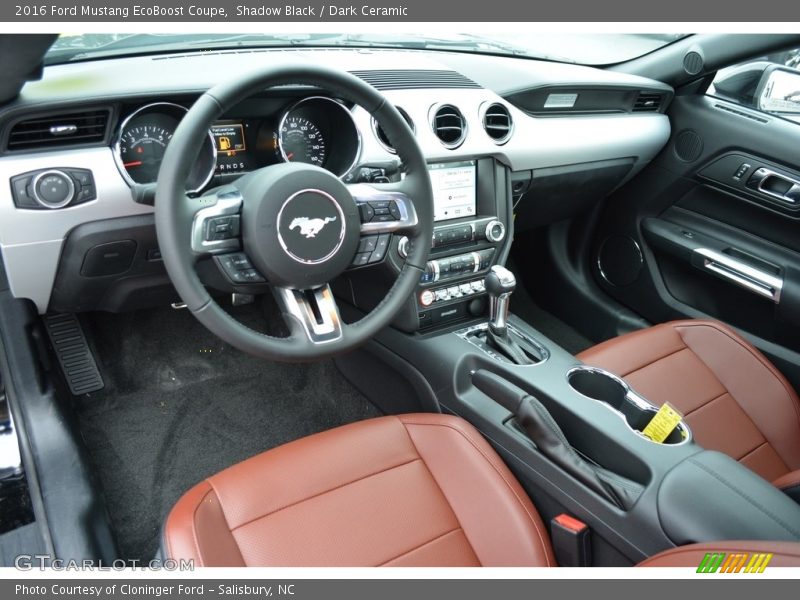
(274, 285), (344, 345)
(348, 183), (418, 235)
(189, 187), (244, 256)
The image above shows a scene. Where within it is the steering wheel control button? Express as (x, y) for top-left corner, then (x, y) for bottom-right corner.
(419, 290), (435, 307)
(358, 202), (375, 222)
(371, 234), (391, 262)
(357, 236), (378, 253)
(351, 252), (371, 267)
(215, 253), (265, 284)
(205, 215), (241, 242)
(358, 200), (402, 223)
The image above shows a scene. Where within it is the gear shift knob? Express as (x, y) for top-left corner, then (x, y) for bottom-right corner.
(486, 265), (516, 334)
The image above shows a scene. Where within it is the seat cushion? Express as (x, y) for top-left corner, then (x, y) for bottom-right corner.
(578, 320), (800, 484)
(163, 413), (554, 567)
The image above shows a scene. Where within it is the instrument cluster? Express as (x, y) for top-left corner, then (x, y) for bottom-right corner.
(113, 96), (361, 192)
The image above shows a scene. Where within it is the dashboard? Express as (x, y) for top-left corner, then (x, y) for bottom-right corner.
(0, 47), (673, 319)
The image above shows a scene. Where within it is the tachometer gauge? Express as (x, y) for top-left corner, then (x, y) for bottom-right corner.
(114, 102), (216, 193)
(278, 116), (327, 167)
(118, 124), (173, 184)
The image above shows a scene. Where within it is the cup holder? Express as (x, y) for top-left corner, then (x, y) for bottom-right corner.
(567, 366), (690, 445)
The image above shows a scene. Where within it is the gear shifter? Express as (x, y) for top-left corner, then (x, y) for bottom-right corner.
(485, 265), (534, 365)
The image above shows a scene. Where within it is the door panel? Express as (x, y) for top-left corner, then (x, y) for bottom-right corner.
(590, 92), (800, 387)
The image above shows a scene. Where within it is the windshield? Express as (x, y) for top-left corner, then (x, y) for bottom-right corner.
(45, 33), (688, 66)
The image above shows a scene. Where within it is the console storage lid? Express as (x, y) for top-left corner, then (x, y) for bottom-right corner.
(658, 450), (800, 544)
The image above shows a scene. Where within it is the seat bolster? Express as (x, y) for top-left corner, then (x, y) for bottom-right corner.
(639, 541), (800, 567)
(399, 414), (555, 567)
(163, 480), (246, 567)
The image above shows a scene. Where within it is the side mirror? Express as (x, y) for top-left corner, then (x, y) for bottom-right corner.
(757, 64), (800, 115)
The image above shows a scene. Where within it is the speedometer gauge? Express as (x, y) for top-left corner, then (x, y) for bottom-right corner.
(114, 102), (217, 193)
(279, 116), (327, 167)
(276, 97), (360, 177)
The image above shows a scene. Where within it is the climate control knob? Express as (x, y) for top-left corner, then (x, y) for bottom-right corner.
(31, 170), (75, 209)
(484, 220), (506, 243)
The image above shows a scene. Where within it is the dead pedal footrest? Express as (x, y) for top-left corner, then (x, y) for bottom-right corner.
(43, 314), (104, 395)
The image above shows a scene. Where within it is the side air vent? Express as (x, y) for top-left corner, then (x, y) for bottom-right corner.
(351, 69), (480, 91)
(372, 107), (415, 154)
(632, 92), (663, 112)
(482, 103), (513, 144)
(431, 104), (466, 149)
(7, 109), (111, 151)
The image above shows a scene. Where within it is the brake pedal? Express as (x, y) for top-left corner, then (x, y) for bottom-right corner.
(43, 314), (104, 396)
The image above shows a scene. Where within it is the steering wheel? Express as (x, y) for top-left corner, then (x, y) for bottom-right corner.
(154, 65), (434, 361)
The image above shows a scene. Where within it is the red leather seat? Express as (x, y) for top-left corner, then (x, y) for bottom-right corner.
(163, 413), (555, 567)
(163, 411), (800, 567)
(578, 320), (800, 494)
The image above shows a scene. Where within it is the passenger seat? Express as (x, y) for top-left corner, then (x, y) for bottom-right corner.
(577, 320), (800, 500)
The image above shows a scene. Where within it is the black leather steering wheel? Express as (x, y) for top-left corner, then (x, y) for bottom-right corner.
(154, 65), (433, 361)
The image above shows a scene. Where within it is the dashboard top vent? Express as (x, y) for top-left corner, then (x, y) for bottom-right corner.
(431, 104), (466, 149)
(632, 92), (663, 112)
(6, 109), (111, 151)
(372, 107), (415, 154)
(482, 102), (513, 144)
(351, 69), (480, 91)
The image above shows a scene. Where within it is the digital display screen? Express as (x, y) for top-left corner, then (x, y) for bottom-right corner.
(212, 121), (249, 174)
(429, 160), (477, 222)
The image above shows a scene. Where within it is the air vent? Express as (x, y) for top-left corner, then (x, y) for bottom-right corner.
(431, 104), (466, 149)
(372, 107), (415, 154)
(632, 92), (663, 112)
(482, 103), (513, 144)
(7, 109), (111, 151)
(351, 69), (480, 91)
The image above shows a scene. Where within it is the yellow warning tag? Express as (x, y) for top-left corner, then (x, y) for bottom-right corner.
(641, 402), (684, 443)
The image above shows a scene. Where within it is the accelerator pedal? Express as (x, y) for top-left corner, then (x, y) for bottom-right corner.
(43, 314), (104, 395)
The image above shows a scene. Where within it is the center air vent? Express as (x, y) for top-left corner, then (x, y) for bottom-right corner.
(431, 104), (466, 149)
(6, 109), (111, 151)
(632, 92), (663, 113)
(372, 107), (415, 154)
(482, 103), (513, 144)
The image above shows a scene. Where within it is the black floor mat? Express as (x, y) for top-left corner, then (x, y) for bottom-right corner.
(74, 302), (380, 562)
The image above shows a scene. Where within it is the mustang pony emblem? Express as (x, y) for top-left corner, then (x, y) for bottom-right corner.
(288, 216), (337, 238)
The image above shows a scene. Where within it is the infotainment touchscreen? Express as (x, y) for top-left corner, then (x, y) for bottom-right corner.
(428, 160), (477, 222)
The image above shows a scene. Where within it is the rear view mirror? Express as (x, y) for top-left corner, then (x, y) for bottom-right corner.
(757, 65), (800, 115)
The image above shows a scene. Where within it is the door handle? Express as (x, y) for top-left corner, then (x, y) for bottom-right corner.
(746, 167), (800, 205)
(694, 248), (783, 303)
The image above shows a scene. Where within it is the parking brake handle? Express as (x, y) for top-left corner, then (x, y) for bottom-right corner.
(472, 369), (637, 510)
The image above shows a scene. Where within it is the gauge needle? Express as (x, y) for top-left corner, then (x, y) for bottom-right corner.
(286, 152), (294, 160)
(123, 161), (143, 167)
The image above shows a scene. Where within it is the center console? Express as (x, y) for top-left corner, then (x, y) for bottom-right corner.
(337, 171), (800, 564)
